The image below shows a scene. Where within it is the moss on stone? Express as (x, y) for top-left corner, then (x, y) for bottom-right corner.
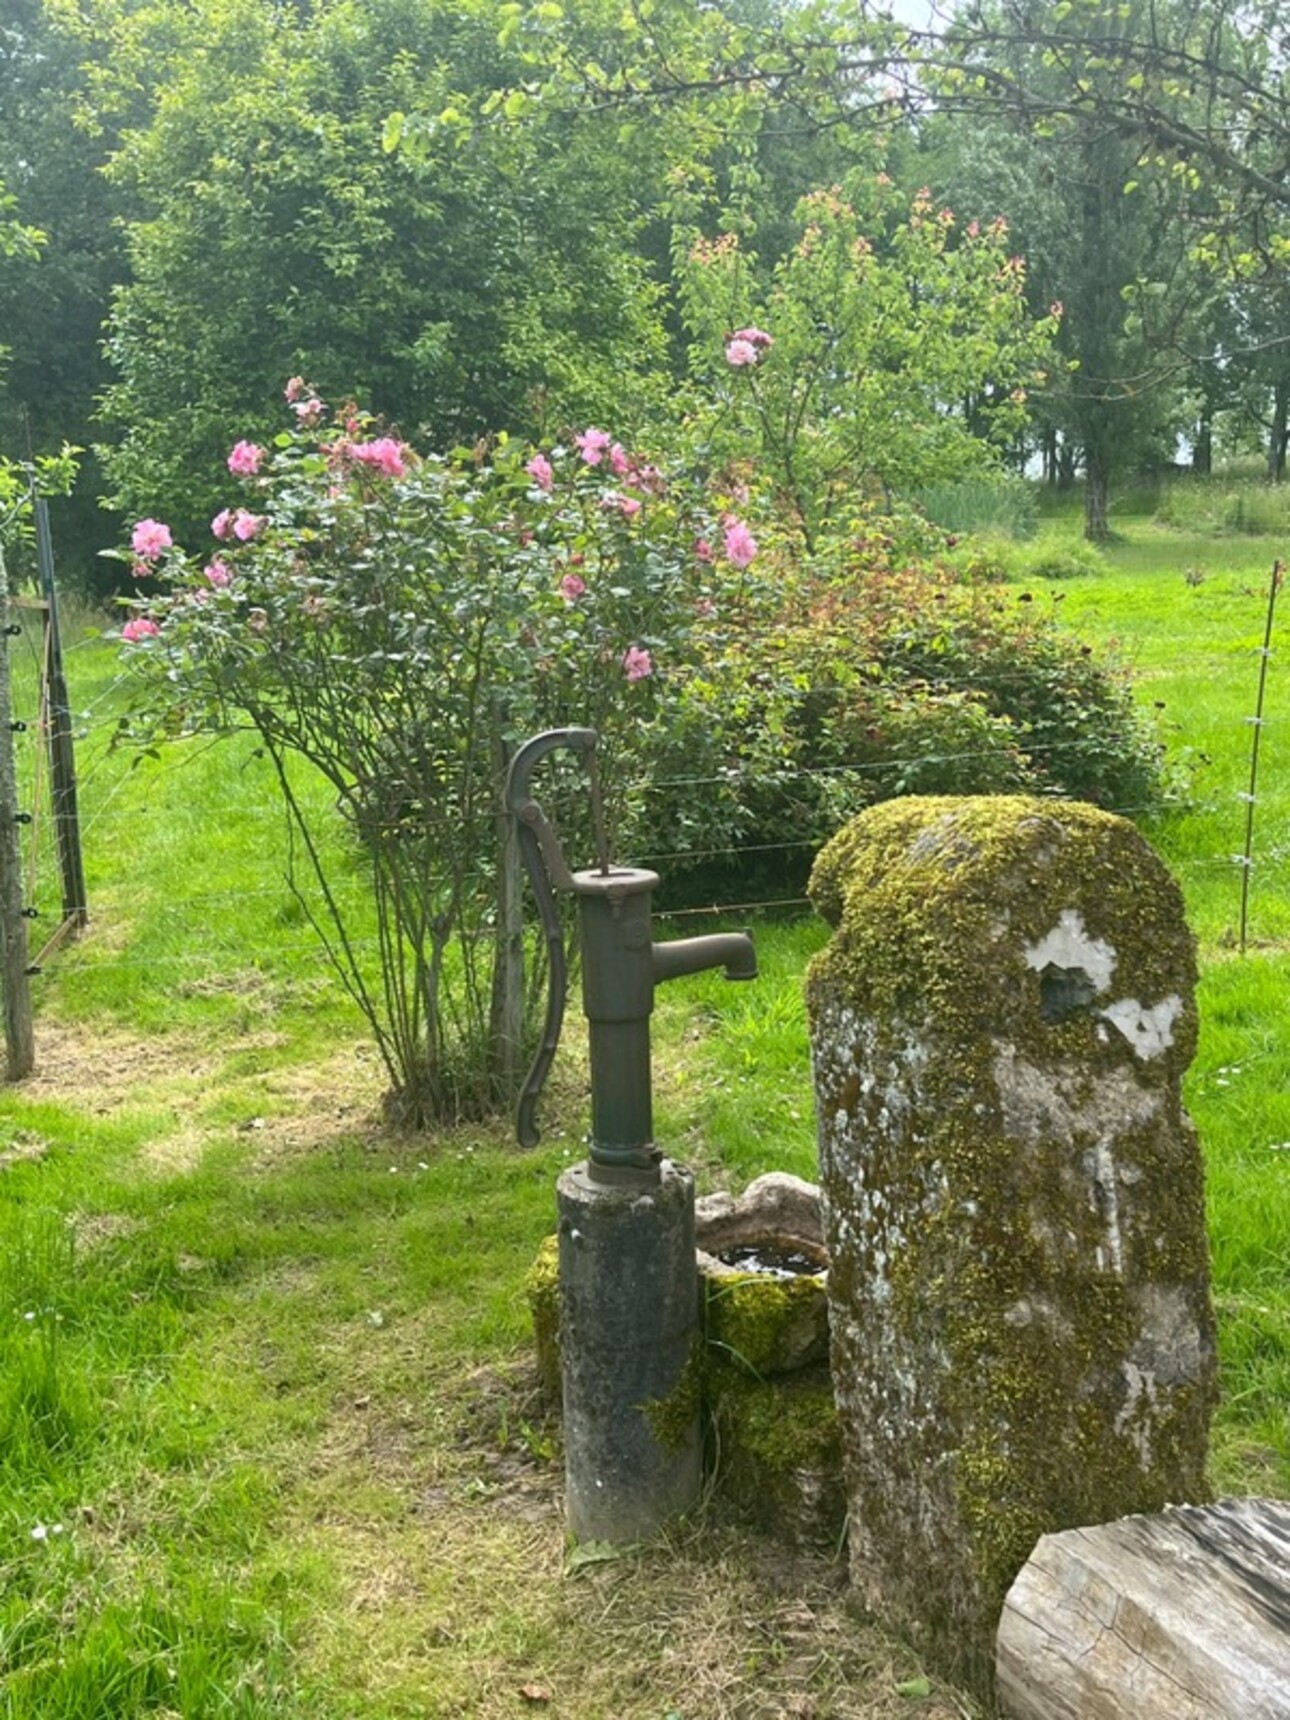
(806, 795), (1217, 1696)
(525, 1234), (561, 1406)
(702, 1266), (829, 1378)
(707, 1359), (846, 1549)
(643, 1335), (706, 1457)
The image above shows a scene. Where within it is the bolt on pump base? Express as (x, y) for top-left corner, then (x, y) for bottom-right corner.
(506, 729), (756, 1543)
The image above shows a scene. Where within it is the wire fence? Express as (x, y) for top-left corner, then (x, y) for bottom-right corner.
(7, 632), (1289, 981)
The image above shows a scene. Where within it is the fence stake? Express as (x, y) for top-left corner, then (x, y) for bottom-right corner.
(34, 497), (88, 929)
(0, 541), (34, 1077)
(1239, 559), (1282, 955)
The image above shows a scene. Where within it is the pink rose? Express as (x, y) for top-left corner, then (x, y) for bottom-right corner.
(121, 616), (161, 643)
(227, 441), (265, 477)
(694, 538), (713, 563)
(131, 518), (173, 560)
(203, 560), (232, 587)
(284, 376), (306, 402)
(349, 437), (407, 479)
(232, 510), (264, 541)
(608, 443), (631, 477)
(560, 572), (586, 603)
(622, 645), (653, 682)
(292, 397), (325, 427)
(723, 518), (758, 570)
(211, 509), (234, 540)
(604, 492), (641, 519)
(725, 338), (758, 367)
(731, 326), (773, 352)
(526, 453), (554, 492)
(574, 427), (612, 466)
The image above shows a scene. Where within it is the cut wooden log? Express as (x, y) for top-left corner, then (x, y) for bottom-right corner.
(996, 1497), (1290, 1719)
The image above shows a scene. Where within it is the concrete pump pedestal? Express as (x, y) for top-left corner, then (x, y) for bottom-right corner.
(556, 1158), (700, 1544)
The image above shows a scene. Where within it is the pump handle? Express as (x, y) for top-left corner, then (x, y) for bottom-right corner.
(504, 728), (599, 1147)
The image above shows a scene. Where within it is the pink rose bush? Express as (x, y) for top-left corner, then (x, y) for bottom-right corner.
(115, 385), (752, 743)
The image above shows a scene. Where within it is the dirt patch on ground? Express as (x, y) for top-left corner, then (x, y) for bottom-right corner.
(18, 1019), (390, 1172)
(0, 1127), (51, 1170)
(20, 1019), (243, 1113)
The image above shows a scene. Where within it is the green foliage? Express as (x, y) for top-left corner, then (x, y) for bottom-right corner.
(945, 531), (1107, 583)
(648, 547), (1163, 904)
(0, 443), (81, 548)
(674, 171), (1058, 550)
(94, 0), (673, 539)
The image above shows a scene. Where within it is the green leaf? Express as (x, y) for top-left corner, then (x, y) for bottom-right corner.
(895, 1676), (931, 1698)
(381, 110), (405, 155)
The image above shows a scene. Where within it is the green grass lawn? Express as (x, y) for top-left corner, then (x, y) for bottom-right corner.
(1, 515), (1288, 1717)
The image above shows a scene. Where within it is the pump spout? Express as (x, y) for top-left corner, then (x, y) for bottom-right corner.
(652, 931), (758, 987)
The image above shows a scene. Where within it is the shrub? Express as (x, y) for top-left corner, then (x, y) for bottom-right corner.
(115, 394), (746, 1124)
(649, 555), (1164, 903)
(943, 530), (1105, 584)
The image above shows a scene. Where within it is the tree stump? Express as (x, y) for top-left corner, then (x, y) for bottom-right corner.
(996, 1497), (1290, 1718)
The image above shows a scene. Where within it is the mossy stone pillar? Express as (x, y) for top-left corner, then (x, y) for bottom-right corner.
(806, 796), (1217, 1697)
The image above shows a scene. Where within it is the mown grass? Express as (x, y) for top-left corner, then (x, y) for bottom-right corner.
(2, 504), (1288, 1717)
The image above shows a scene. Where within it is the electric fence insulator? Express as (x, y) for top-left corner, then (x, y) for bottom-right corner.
(24, 965), (41, 976)
(13, 812), (31, 825)
(8, 721), (25, 732)
(20, 907), (38, 919)
(3, 623), (20, 636)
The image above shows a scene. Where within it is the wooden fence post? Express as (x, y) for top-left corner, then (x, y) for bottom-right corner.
(0, 540), (35, 1078)
(34, 497), (88, 929)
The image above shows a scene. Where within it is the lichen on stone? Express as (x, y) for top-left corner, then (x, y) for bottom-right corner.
(806, 795), (1217, 1697)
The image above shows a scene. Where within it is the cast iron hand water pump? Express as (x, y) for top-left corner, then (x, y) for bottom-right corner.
(505, 727), (757, 1541)
(506, 726), (757, 1179)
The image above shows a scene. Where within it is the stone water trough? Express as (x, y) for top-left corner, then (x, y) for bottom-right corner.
(527, 1170), (846, 1548)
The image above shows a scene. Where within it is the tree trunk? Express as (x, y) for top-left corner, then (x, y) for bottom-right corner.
(1269, 376), (1289, 482)
(1056, 441), (1077, 493)
(1083, 453), (1111, 542)
(1192, 412), (1212, 475)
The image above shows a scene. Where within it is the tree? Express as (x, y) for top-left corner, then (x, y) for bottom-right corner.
(0, 0), (124, 589)
(674, 168), (1057, 547)
(87, 0), (674, 537)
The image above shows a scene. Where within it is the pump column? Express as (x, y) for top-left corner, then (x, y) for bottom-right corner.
(556, 863), (700, 1543)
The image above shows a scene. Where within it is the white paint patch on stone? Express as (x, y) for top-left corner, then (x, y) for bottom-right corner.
(1099, 994), (1184, 1061)
(1090, 1139), (1124, 1275)
(1023, 909), (1118, 993)
(1114, 1360), (1160, 1468)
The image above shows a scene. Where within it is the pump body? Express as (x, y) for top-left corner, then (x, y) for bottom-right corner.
(505, 729), (756, 1541)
